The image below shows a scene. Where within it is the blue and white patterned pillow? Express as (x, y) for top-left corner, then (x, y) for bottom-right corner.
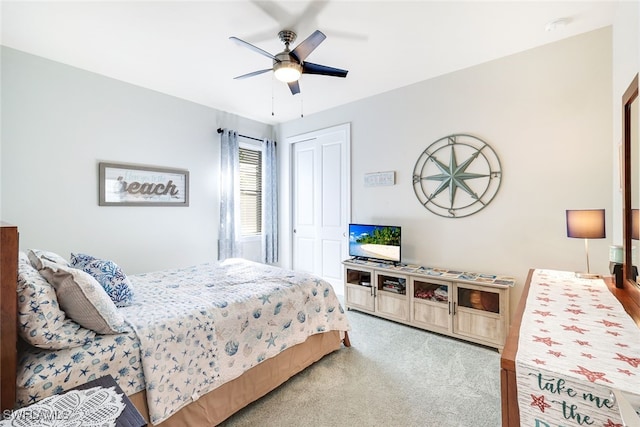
(17, 252), (96, 349)
(70, 253), (134, 307)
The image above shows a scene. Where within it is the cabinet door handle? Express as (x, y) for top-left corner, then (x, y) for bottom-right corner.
(453, 302), (457, 315)
(448, 301), (451, 315)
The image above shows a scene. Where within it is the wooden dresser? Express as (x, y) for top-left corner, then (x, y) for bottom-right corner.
(500, 269), (640, 426)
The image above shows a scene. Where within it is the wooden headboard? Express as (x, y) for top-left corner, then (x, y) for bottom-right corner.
(0, 223), (18, 412)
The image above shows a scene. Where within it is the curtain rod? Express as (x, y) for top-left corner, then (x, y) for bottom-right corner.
(217, 128), (276, 145)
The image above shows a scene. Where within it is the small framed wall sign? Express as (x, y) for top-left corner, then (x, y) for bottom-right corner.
(99, 162), (189, 206)
(364, 171), (395, 187)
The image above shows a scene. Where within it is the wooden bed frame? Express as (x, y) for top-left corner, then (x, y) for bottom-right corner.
(0, 223), (350, 426)
(500, 268), (640, 426)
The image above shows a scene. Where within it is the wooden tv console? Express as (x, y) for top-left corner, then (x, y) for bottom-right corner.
(342, 259), (515, 351)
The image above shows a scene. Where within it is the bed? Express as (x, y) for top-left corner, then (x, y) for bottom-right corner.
(0, 223), (351, 426)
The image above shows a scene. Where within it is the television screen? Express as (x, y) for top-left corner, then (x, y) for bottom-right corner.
(348, 223), (401, 263)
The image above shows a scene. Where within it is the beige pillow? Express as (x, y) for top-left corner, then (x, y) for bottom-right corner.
(39, 260), (127, 335)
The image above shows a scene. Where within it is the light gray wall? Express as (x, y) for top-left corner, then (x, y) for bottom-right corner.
(277, 28), (613, 315)
(1, 26), (622, 320)
(1, 46), (271, 274)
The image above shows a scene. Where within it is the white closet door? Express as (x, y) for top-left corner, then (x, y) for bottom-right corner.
(291, 124), (350, 289)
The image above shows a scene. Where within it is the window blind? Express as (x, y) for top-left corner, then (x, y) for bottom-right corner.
(239, 146), (262, 236)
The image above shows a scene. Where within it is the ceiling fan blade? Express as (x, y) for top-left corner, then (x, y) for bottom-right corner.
(297, 1), (329, 27)
(321, 28), (369, 42)
(302, 62), (348, 78)
(249, 1), (328, 39)
(234, 69), (272, 80)
(230, 36), (279, 62)
(250, 1), (294, 25)
(290, 30), (326, 62)
(287, 80), (300, 95)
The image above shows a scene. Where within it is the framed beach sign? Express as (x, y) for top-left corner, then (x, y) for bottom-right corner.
(99, 162), (189, 206)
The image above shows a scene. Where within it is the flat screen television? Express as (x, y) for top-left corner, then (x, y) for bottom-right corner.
(348, 223), (401, 264)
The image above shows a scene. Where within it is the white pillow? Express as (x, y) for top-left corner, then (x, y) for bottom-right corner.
(38, 260), (127, 335)
(27, 249), (69, 270)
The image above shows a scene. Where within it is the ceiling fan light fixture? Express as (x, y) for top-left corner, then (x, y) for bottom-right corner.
(274, 61), (302, 83)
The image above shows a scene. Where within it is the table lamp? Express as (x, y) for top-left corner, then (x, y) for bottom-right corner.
(566, 209), (605, 279)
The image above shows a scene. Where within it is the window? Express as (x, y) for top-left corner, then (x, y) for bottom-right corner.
(239, 145), (262, 236)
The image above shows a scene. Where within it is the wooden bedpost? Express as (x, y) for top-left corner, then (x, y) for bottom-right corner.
(342, 331), (351, 347)
(0, 223), (18, 412)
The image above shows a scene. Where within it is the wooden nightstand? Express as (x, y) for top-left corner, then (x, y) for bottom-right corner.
(70, 375), (147, 427)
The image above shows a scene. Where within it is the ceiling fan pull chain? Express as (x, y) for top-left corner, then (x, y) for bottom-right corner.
(300, 95), (304, 118)
(271, 76), (275, 117)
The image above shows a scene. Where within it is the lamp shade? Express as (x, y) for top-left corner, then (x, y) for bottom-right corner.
(566, 209), (606, 239)
(274, 62), (302, 83)
(633, 209), (639, 240)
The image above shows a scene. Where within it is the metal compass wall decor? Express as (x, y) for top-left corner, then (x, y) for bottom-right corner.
(412, 134), (502, 218)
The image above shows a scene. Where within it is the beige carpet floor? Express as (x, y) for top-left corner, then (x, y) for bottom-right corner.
(219, 302), (502, 427)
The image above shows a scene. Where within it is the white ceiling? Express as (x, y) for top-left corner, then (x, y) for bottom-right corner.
(1, 1), (615, 125)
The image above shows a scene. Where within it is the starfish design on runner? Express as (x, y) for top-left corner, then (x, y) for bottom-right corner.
(537, 297), (554, 303)
(532, 359), (546, 365)
(570, 365), (612, 383)
(598, 319), (622, 328)
(533, 310), (554, 317)
(603, 420), (623, 427)
(562, 325), (588, 334)
(593, 303), (613, 310)
(565, 308), (585, 315)
(575, 339), (590, 346)
(617, 368), (634, 376)
(530, 394), (551, 413)
(614, 353), (640, 368)
(581, 353), (595, 359)
(548, 350), (563, 358)
(533, 336), (561, 347)
(607, 331), (622, 337)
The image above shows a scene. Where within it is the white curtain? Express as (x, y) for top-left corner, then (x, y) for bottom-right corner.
(262, 139), (278, 264)
(218, 129), (242, 260)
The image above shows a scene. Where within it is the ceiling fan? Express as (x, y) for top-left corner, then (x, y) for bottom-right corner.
(230, 29), (348, 95)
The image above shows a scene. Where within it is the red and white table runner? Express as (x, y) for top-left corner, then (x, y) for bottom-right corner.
(516, 269), (640, 427)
